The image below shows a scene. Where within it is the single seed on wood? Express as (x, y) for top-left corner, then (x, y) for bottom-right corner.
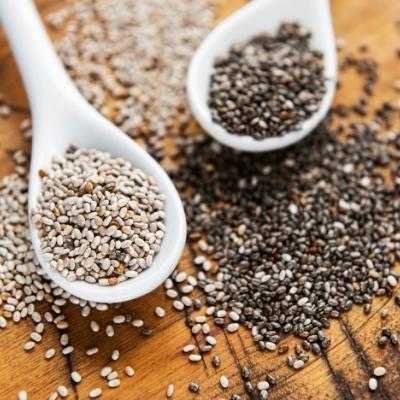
(89, 388), (102, 398)
(155, 306), (166, 318)
(60, 334), (69, 346)
(188, 382), (200, 393)
(245, 381), (254, 394)
(100, 367), (112, 378)
(90, 321), (100, 332)
(241, 367), (250, 380)
(35, 323), (44, 334)
(173, 300), (184, 311)
(111, 349), (120, 361)
(257, 381), (270, 390)
(142, 328), (153, 336)
(229, 311), (240, 321)
(108, 379), (121, 388)
(45, 348), (56, 360)
(194, 315), (206, 323)
(182, 344), (195, 353)
(71, 371), (82, 383)
(107, 371), (118, 381)
(265, 342), (276, 351)
(374, 367), (386, 377)
(0, 316), (7, 328)
(57, 386), (68, 398)
(191, 324), (202, 334)
(206, 336), (217, 346)
(106, 325), (114, 337)
(166, 384), (174, 398)
(62, 346), (74, 355)
(132, 319), (144, 328)
(125, 366), (135, 377)
(30, 332), (42, 343)
(24, 341), (35, 351)
(48, 393), (58, 400)
(212, 355), (221, 368)
(202, 324), (211, 335)
(220, 375), (229, 389)
(56, 321), (69, 330)
(86, 347), (99, 356)
(166, 289), (178, 299)
(227, 323), (239, 333)
(381, 308), (389, 319)
(387, 275), (397, 287)
(189, 354), (202, 362)
(113, 315), (125, 324)
(18, 391), (27, 400)
(293, 360), (305, 369)
(369, 377), (378, 391)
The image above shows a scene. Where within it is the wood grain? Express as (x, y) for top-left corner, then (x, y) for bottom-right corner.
(1, 0), (400, 399)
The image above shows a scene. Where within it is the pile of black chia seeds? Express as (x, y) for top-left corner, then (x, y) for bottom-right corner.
(174, 50), (400, 355)
(208, 22), (326, 139)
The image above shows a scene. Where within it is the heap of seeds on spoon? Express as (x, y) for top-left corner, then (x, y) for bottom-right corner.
(0, 1), (400, 399)
(32, 146), (165, 285)
(208, 22), (326, 139)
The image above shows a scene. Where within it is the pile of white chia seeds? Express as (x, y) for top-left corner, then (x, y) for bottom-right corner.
(47, 0), (215, 160)
(0, 150), (110, 319)
(32, 146), (165, 285)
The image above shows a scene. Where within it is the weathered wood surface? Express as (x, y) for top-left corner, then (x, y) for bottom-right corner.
(0, 0), (400, 399)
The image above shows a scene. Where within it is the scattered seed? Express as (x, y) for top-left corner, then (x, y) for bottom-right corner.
(90, 321), (100, 333)
(100, 367), (112, 378)
(155, 306), (166, 318)
(293, 360), (305, 370)
(166, 384), (174, 398)
(111, 349), (120, 361)
(62, 346), (74, 356)
(257, 381), (270, 391)
(18, 391), (27, 400)
(57, 386), (68, 398)
(212, 355), (221, 368)
(219, 375), (229, 389)
(113, 315), (126, 324)
(189, 354), (202, 362)
(71, 371), (82, 383)
(369, 377), (378, 391)
(188, 382), (200, 393)
(86, 347), (99, 357)
(227, 323), (239, 333)
(108, 379), (121, 388)
(106, 325), (115, 337)
(182, 344), (195, 353)
(45, 348), (56, 360)
(374, 367), (386, 377)
(23, 341), (35, 352)
(89, 388), (102, 398)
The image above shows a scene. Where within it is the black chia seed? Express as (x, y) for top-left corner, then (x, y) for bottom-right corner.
(188, 382), (200, 393)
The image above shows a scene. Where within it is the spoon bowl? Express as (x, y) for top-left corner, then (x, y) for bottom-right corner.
(0, 0), (186, 303)
(187, 0), (337, 152)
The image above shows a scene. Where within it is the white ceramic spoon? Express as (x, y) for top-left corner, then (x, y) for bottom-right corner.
(187, 0), (337, 152)
(0, 0), (186, 303)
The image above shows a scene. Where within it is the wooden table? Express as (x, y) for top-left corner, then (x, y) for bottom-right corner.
(1, 1), (400, 399)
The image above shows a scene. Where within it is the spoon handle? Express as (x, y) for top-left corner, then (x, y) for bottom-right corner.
(0, 0), (80, 118)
